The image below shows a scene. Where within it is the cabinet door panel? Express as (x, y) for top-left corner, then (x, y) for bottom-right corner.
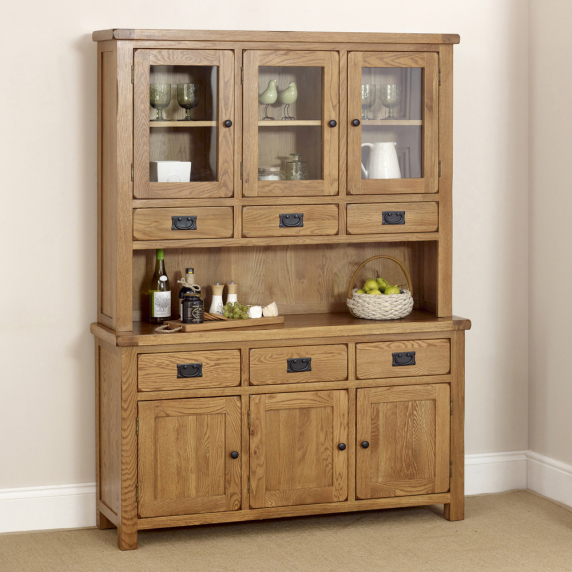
(348, 52), (439, 194)
(243, 50), (339, 197)
(138, 397), (241, 517)
(250, 390), (348, 508)
(134, 49), (234, 199)
(356, 385), (449, 499)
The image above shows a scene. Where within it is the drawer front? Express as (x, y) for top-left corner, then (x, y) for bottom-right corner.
(242, 205), (339, 238)
(138, 350), (241, 391)
(346, 203), (438, 234)
(356, 339), (450, 379)
(133, 207), (234, 240)
(250, 344), (348, 385)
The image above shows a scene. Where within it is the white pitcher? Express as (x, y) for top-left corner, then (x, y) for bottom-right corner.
(361, 142), (401, 179)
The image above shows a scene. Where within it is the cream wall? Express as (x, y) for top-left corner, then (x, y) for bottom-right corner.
(529, 0), (572, 466)
(0, 0), (529, 489)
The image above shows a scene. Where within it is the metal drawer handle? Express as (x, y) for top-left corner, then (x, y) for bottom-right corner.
(279, 213), (304, 228)
(177, 363), (203, 378)
(171, 216), (197, 231)
(287, 358), (312, 373)
(392, 352), (416, 367)
(382, 211), (405, 225)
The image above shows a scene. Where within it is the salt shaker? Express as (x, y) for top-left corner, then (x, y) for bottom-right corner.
(226, 281), (238, 306)
(209, 283), (224, 315)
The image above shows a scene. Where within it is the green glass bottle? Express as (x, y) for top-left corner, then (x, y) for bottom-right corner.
(148, 249), (171, 324)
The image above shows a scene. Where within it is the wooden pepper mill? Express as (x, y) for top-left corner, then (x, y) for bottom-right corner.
(226, 281), (238, 305)
(209, 283), (224, 315)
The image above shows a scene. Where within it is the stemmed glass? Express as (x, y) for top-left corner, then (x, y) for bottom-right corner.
(177, 84), (199, 121)
(361, 84), (376, 120)
(380, 84), (402, 120)
(150, 84), (171, 121)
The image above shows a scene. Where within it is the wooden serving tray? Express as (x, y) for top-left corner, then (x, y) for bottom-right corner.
(164, 315), (284, 332)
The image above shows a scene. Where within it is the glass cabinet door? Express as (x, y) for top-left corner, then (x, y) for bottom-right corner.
(243, 51), (339, 197)
(348, 52), (438, 194)
(133, 50), (234, 198)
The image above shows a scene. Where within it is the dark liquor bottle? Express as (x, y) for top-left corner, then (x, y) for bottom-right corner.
(179, 267), (200, 318)
(148, 249), (171, 324)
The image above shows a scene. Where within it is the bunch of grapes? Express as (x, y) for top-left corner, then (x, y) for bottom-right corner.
(223, 301), (250, 319)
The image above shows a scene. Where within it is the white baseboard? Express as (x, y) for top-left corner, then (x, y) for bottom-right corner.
(0, 483), (96, 534)
(1, 451), (570, 534)
(465, 451), (528, 495)
(527, 451), (572, 508)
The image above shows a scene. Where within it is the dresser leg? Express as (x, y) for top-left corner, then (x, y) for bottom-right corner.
(97, 511), (116, 530)
(444, 499), (464, 521)
(118, 522), (138, 550)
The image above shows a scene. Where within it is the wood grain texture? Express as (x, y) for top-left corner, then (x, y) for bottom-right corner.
(133, 207), (234, 240)
(445, 330), (465, 521)
(92, 313), (471, 348)
(138, 396), (241, 517)
(138, 350), (241, 391)
(250, 390), (348, 508)
(249, 344), (348, 385)
(119, 347), (138, 550)
(437, 44), (454, 317)
(133, 49), (234, 199)
(347, 203), (438, 234)
(242, 205), (339, 237)
(92, 30), (461, 44)
(356, 339), (450, 379)
(137, 491), (451, 529)
(356, 384), (449, 499)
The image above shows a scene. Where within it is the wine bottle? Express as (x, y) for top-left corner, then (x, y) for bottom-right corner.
(148, 249), (171, 324)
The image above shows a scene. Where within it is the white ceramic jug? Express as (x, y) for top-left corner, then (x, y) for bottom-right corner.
(361, 142), (401, 179)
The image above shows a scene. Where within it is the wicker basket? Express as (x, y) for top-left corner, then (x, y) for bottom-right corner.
(346, 255), (414, 320)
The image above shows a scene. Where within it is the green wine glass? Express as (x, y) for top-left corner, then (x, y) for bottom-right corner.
(177, 83), (199, 121)
(150, 83), (171, 121)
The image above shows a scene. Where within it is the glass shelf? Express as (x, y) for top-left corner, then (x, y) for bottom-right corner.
(150, 121), (217, 128)
(258, 120), (322, 127)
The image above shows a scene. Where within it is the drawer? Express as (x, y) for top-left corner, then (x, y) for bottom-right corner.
(242, 205), (339, 238)
(250, 344), (348, 385)
(133, 207), (234, 240)
(346, 202), (438, 234)
(356, 339), (450, 379)
(138, 350), (241, 391)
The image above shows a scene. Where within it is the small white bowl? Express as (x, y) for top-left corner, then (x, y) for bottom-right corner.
(150, 161), (191, 183)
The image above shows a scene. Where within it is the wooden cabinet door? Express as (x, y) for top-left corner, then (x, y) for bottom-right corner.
(138, 397), (241, 518)
(250, 391), (348, 508)
(243, 50), (339, 197)
(348, 52), (439, 194)
(134, 49), (234, 199)
(356, 385), (450, 499)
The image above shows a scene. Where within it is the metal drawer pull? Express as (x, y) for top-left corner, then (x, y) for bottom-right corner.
(287, 358), (312, 373)
(382, 211), (405, 225)
(177, 363), (203, 378)
(171, 215), (197, 231)
(279, 213), (304, 228)
(392, 352), (416, 366)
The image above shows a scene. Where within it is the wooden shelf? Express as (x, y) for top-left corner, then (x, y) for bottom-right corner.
(258, 120), (322, 127)
(150, 121), (217, 128)
(91, 311), (471, 347)
(362, 120), (422, 126)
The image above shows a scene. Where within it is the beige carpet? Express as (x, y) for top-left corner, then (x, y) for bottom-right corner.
(1, 491), (571, 571)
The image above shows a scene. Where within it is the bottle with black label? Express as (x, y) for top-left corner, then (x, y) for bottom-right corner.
(181, 292), (204, 324)
(179, 267), (200, 318)
(148, 249), (171, 324)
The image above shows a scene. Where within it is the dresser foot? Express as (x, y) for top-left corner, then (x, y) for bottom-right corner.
(96, 511), (116, 530)
(444, 501), (464, 521)
(118, 525), (138, 550)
